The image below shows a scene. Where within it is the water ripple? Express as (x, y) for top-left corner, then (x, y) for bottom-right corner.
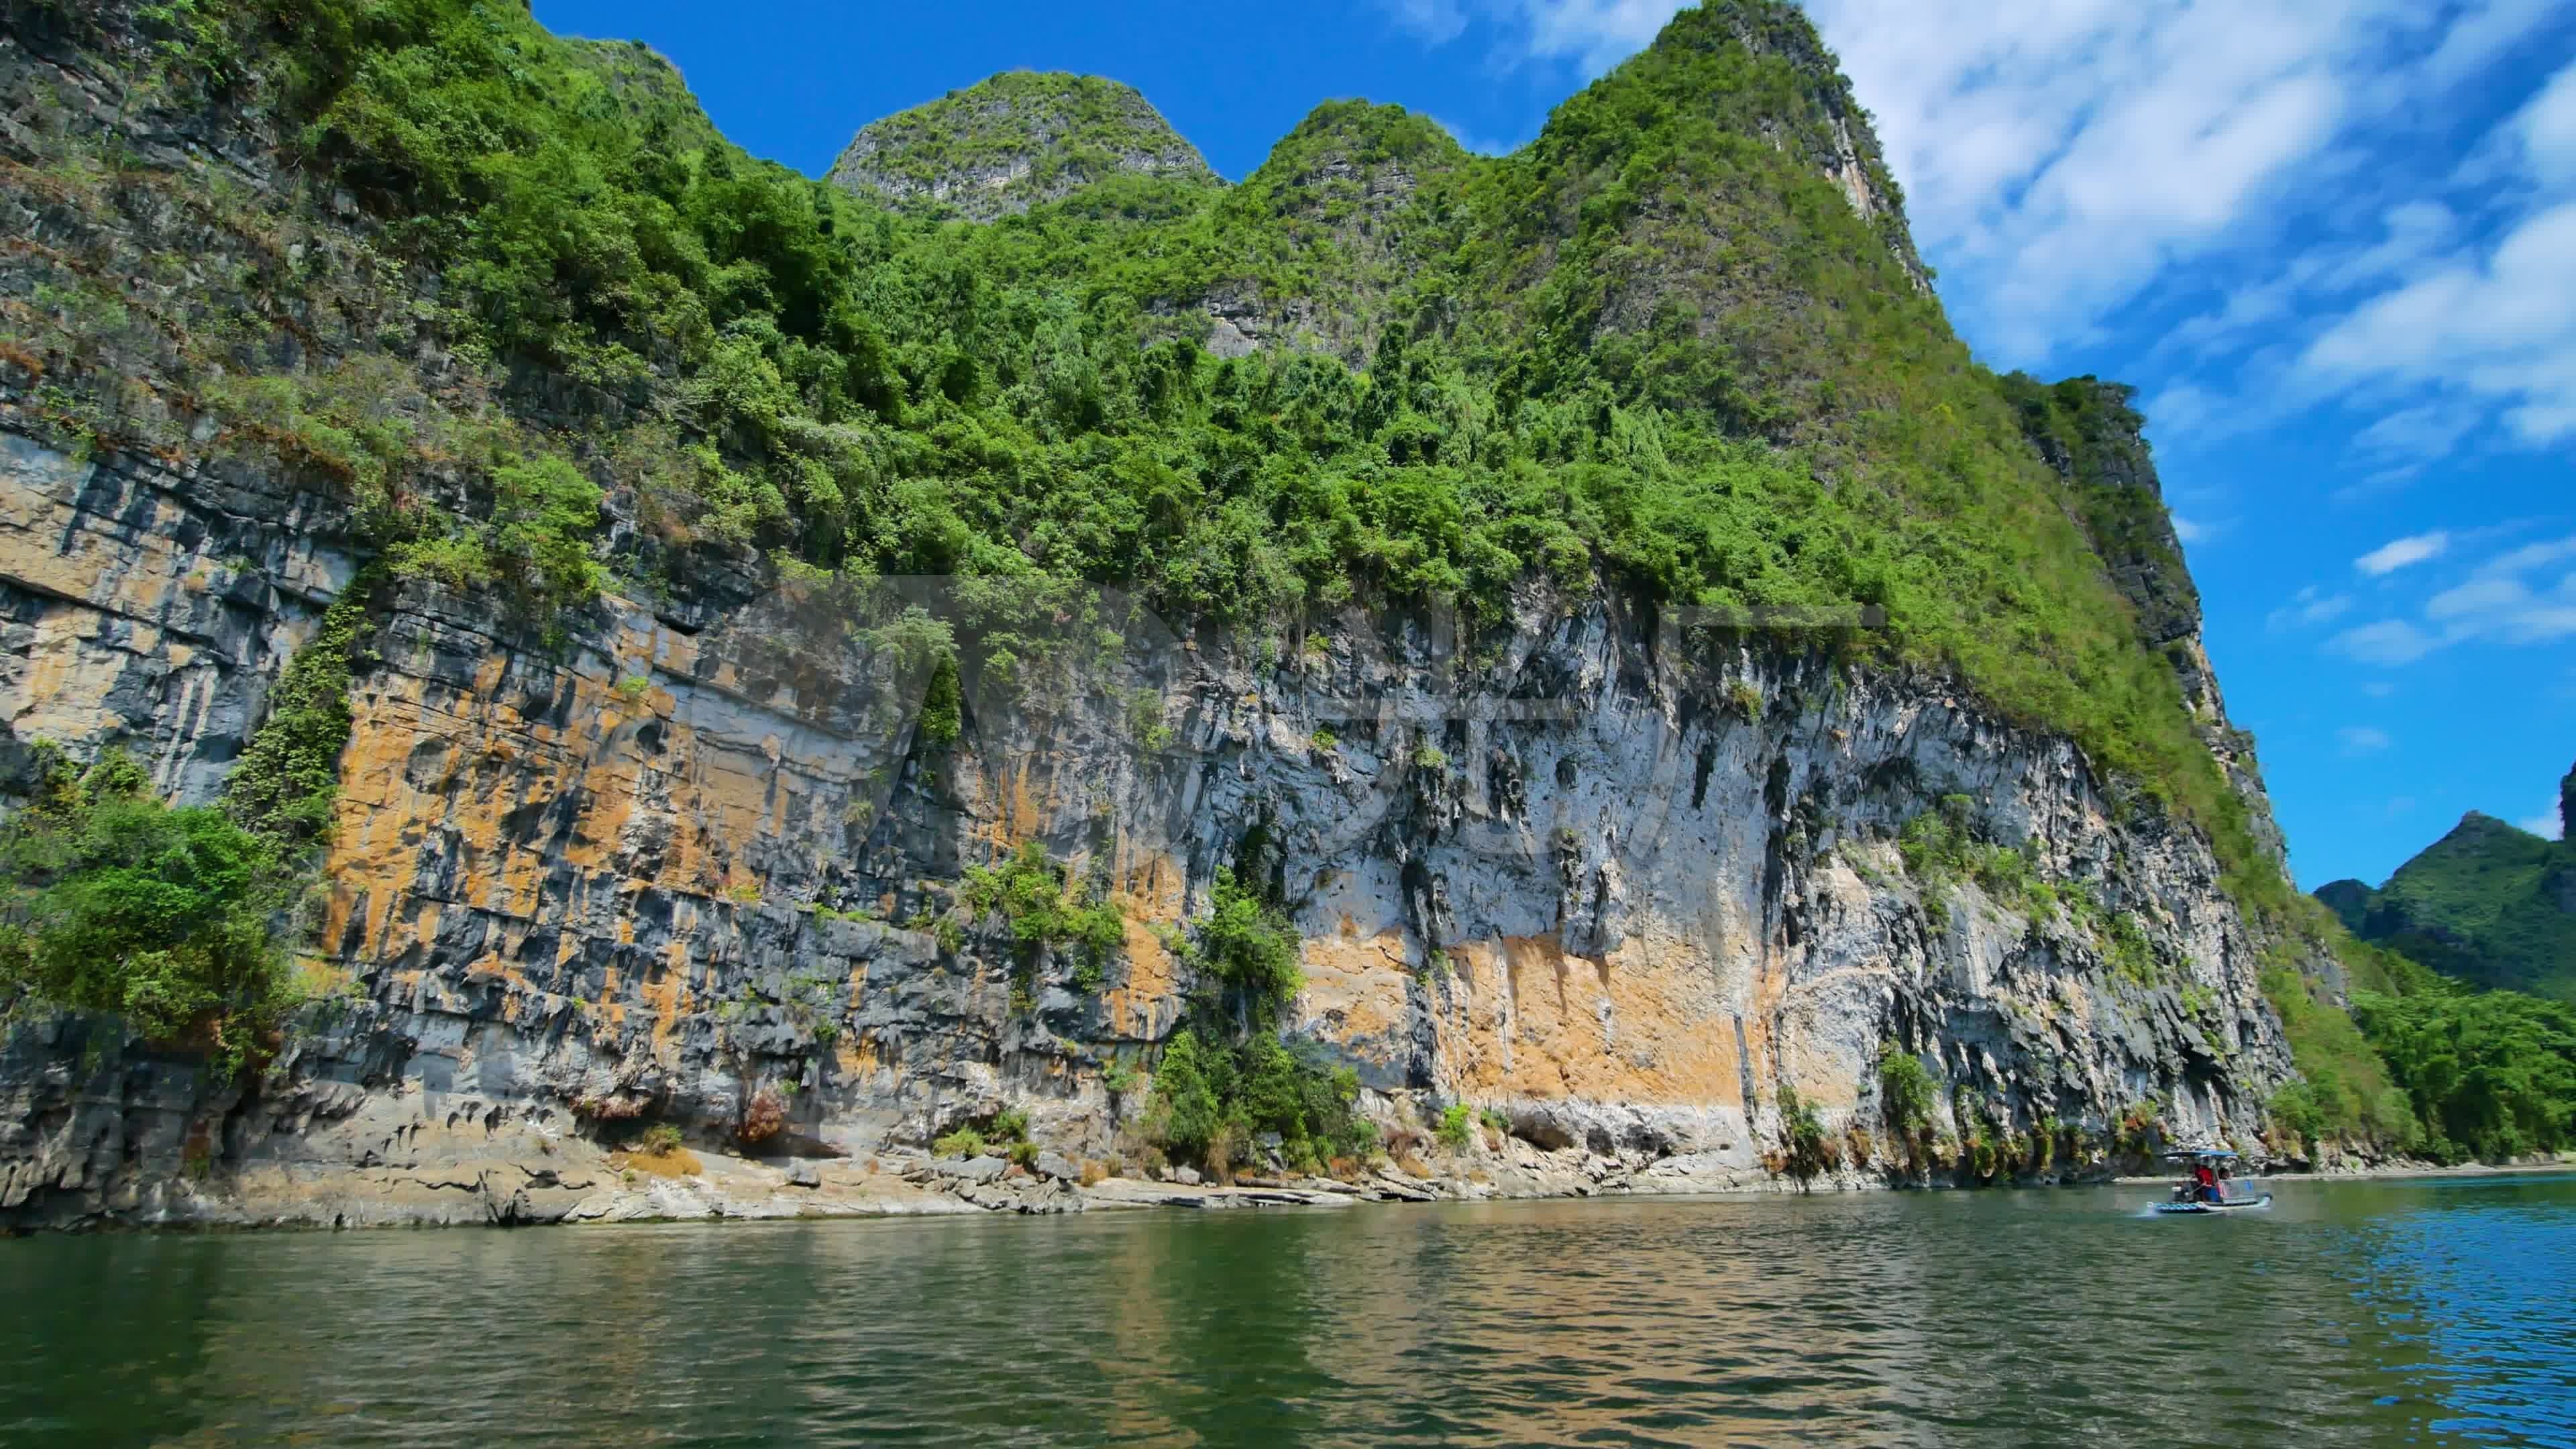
(3, 1176), (2574, 1446)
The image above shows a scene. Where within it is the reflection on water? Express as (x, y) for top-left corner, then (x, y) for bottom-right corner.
(5, 1176), (2573, 1446)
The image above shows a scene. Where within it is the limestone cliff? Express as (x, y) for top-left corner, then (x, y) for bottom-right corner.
(2006, 374), (2286, 871)
(0, 0), (2326, 1228)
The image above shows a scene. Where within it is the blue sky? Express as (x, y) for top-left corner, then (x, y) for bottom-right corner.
(531, 0), (2576, 889)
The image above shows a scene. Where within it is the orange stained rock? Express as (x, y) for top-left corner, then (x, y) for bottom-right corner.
(1104, 912), (1185, 1038)
(1112, 849), (1187, 920)
(1295, 929), (1414, 1043)
(1432, 934), (1750, 1107)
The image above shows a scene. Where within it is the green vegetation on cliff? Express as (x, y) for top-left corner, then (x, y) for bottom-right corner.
(1144, 865), (1371, 1175)
(0, 584), (378, 1069)
(0, 749), (290, 1063)
(827, 70), (1216, 221)
(2251, 904), (2576, 1162)
(2279, 773), (2576, 1161)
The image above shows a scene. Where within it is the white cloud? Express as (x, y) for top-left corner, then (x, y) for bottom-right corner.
(2314, 201), (2458, 293)
(2332, 464), (2424, 504)
(1383, 0), (1468, 44)
(2139, 381), (2231, 444)
(2339, 725), (2394, 755)
(2418, 0), (2567, 91)
(2172, 515), (2211, 544)
(2352, 404), (2478, 462)
(2329, 619), (2441, 665)
(2522, 804), (2567, 839)
(2302, 199), (2576, 446)
(1516, 0), (1696, 74)
(1799, 0), (2562, 362)
(2515, 54), (2576, 185)
(2426, 536), (2576, 644)
(1431, 116), (1530, 157)
(2268, 584), (2354, 631)
(2355, 531), (2449, 576)
(2477, 535), (2576, 577)
(2323, 533), (2576, 665)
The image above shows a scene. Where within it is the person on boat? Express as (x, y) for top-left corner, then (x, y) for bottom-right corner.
(2194, 1160), (2220, 1203)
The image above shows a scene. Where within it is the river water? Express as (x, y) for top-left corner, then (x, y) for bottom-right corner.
(5, 1174), (2573, 1447)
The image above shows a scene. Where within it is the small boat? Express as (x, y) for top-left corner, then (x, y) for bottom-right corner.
(2152, 1148), (2272, 1214)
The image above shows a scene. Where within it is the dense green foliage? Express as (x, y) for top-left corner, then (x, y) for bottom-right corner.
(0, 575), (373, 1069)
(2349, 953), (2576, 1162)
(2259, 960), (2418, 1156)
(1995, 373), (2193, 635)
(2317, 801), (2576, 1003)
(1146, 1026), (1371, 1174)
(1898, 794), (2038, 911)
(1194, 867), (1302, 1010)
(1876, 1044), (1936, 1143)
(1776, 1084), (1830, 1180)
(962, 841), (1124, 996)
(0, 751), (290, 1073)
(2252, 916), (2576, 1162)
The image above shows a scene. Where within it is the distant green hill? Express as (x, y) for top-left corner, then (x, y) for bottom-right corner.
(2316, 767), (2576, 1002)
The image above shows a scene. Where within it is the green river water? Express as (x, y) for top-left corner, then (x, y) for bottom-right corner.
(3, 1173), (2572, 1446)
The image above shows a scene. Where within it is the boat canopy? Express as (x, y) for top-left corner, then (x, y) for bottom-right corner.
(2160, 1148), (2239, 1161)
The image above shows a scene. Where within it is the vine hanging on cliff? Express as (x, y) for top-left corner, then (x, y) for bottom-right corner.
(222, 568), (386, 853)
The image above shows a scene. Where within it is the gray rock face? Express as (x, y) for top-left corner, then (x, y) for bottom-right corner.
(0, 413), (2309, 1223)
(952, 1156), (1010, 1186)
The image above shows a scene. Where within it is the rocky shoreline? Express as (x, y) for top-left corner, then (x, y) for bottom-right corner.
(0, 1130), (1788, 1232)
(18, 1122), (2567, 1233)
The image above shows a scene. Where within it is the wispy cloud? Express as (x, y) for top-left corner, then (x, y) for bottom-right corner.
(2355, 531), (2449, 576)
(1510, 0), (1695, 74)
(2326, 533), (2576, 664)
(2302, 199), (2576, 447)
(2522, 804), (2567, 839)
(2328, 619), (2440, 665)
(2422, 545), (2576, 645)
(1802, 0), (2565, 363)
(1430, 115), (1532, 157)
(2352, 405), (2480, 463)
(2269, 584), (2354, 631)
(1381, 0), (1468, 44)
(2340, 725), (2394, 755)
(2293, 58), (2576, 451)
